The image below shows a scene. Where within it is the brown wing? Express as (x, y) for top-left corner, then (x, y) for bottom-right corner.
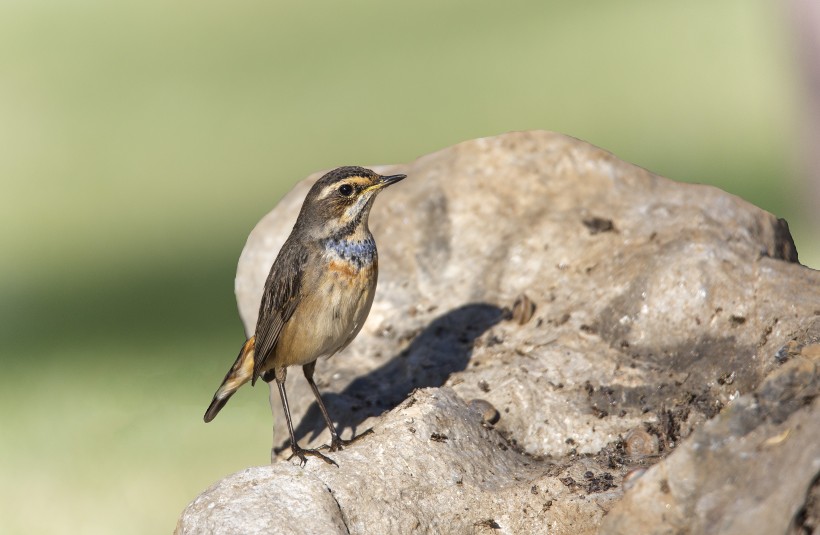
(251, 242), (309, 384)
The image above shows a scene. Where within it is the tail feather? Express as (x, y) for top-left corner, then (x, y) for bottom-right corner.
(204, 394), (232, 423)
(203, 336), (256, 423)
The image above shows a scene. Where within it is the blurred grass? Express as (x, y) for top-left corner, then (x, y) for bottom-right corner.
(0, 0), (816, 533)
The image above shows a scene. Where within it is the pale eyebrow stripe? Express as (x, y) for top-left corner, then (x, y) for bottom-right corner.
(317, 184), (338, 200)
(316, 176), (371, 199)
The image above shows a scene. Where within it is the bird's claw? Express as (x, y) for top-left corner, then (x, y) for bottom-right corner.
(328, 427), (375, 452)
(287, 446), (338, 467)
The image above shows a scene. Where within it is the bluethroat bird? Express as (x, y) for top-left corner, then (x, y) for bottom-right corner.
(204, 166), (406, 465)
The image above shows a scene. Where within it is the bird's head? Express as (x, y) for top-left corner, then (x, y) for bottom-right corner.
(297, 166), (406, 239)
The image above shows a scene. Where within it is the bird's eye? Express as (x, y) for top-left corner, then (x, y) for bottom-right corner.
(338, 184), (354, 197)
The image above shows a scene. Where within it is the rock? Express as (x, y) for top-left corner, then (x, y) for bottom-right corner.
(175, 464), (348, 535)
(600, 343), (820, 535)
(180, 131), (820, 534)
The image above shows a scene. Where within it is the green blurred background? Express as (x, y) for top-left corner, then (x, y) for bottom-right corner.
(1, 0), (816, 533)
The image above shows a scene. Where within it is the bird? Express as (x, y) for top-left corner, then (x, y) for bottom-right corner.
(203, 166), (406, 465)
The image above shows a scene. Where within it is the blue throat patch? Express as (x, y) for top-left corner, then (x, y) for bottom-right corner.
(323, 236), (377, 269)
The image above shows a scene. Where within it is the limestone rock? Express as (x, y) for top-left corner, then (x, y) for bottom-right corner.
(175, 464), (347, 535)
(179, 131), (820, 534)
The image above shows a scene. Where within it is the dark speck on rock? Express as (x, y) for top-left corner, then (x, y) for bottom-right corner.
(583, 217), (616, 234)
(559, 477), (577, 488)
(717, 371), (736, 385)
(474, 519), (501, 530)
(555, 313), (571, 326)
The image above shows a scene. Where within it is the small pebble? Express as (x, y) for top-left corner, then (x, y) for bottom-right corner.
(511, 293), (537, 325)
(468, 399), (500, 425)
(625, 428), (659, 458)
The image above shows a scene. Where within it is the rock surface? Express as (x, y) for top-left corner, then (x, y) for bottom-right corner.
(178, 131), (820, 534)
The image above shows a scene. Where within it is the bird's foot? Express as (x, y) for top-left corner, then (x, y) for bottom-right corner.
(328, 427), (374, 452)
(288, 444), (338, 467)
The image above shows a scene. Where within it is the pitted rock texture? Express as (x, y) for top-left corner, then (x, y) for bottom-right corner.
(178, 131), (820, 534)
(600, 341), (820, 535)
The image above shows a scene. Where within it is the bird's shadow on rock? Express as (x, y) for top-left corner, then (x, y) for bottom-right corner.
(287, 303), (504, 447)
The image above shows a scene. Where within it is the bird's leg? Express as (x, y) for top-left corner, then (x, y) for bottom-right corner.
(302, 361), (343, 450)
(303, 361), (373, 452)
(274, 367), (337, 467)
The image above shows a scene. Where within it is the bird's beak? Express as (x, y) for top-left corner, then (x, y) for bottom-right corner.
(378, 173), (406, 188)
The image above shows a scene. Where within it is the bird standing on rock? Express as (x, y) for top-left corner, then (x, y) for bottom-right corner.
(204, 166), (406, 465)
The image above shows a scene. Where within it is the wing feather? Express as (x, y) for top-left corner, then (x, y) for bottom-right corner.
(251, 242), (308, 384)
